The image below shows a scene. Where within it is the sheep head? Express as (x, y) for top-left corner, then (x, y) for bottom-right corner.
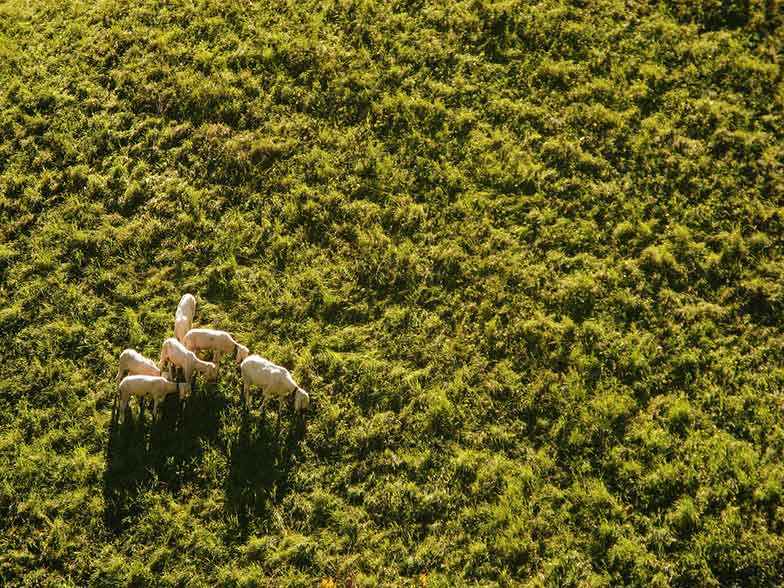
(178, 382), (192, 399)
(294, 388), (310, 412)
(205, 362), (219, 382)
(235, 343), (250, 364)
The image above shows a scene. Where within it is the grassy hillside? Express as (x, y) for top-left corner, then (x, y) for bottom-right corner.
(1, 0), (783, 586)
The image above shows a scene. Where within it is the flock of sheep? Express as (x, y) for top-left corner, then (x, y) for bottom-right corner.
(114, 294), (310, 422)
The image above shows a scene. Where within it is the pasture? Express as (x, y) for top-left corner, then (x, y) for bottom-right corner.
(0, 1), (783, 586)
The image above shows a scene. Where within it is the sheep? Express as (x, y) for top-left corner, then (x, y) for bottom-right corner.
(159, 337), (218, 392)
(240, 355), (310, 420)
(183, 328), (249, 367)
(117, 375), (191, 422)
(174, 293), (196, 343)
(115, 349), (161, 387)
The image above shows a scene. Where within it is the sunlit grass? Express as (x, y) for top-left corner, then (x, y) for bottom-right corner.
(1, 0), (783, 586)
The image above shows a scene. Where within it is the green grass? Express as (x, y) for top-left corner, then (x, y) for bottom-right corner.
(1, 0), (783, 586)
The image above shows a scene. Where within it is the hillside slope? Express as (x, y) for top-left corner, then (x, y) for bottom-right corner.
(1, 0), (783, 586)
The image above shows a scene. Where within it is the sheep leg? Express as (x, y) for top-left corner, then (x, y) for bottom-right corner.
(119, 392), (129, 424)
(243, 381), (251, 409)
(260, 394), (268, 414)
(184, 366), (193, 395)
(112, 385), (121, 426)
(114, 380), (122, 405)
(276, 396), (285, 433)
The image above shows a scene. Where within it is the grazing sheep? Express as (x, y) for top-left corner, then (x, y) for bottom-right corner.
(183, 328), (249, 366)
(117, 375), (191, 422)
(240, 354), (310, 415)
(174, 293), (196, 343)
(159, 337), (218, 391)
(115, 349), (161, 387)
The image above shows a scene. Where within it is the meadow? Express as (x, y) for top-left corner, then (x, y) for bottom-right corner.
(0, 0), (783, 586)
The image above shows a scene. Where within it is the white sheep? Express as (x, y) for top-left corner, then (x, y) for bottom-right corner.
(117, 375), (191, 422)
(240, 354), (310, 416)
(183, 328), (249, 366)
(159, 337), (218, 391)
(174, 293), (196, 343)
(115, 349), (161, 387)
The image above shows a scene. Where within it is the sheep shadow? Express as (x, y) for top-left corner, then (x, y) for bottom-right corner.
(103, 400), (149, 533)
(224, 408), (307, 539)
(176, 380), (228, 449)
(102, 377), (308, 538)
(102, 379), (226, 534)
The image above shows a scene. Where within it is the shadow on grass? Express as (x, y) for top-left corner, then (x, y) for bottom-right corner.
(102, 380), (227, 534)
(103, 381), (308, 538)
(224, 406), (307, 540)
